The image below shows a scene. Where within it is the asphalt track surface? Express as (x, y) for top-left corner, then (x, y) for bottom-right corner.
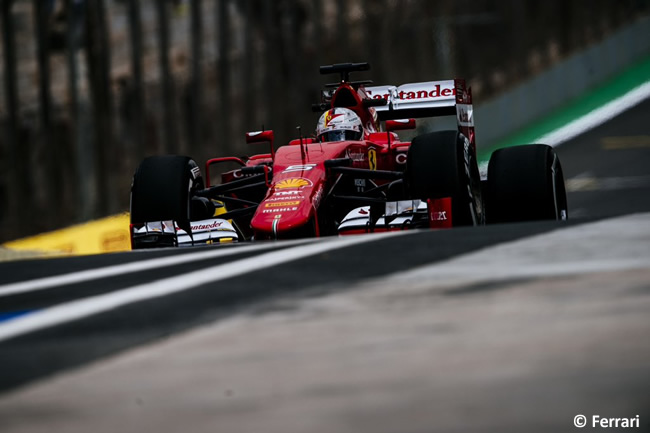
(0, 99), (648, 432)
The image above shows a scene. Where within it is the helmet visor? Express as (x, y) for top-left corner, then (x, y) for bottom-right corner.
(319, 129), (362, 142)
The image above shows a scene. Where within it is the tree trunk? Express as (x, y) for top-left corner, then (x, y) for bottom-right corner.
(217, 0), (231, 154)
(335, 0), (350, 61)
(242, 0), (254, 131)
(127, 0), (145, 163)
(63, 0), (88, 221)
(33, 0), (55, 222)
(262, 2), (281, 138)
(84, 0), (114, 216)
(1, 0), (25, 235)
(188, 0), (202, 156)
(155, 0), (178, 155)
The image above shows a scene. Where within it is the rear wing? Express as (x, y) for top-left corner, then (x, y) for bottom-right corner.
(365, 78), (476, 149)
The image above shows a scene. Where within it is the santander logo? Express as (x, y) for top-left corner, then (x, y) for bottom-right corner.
(191, 221), (224, 231)
(366, 81), (456, 102)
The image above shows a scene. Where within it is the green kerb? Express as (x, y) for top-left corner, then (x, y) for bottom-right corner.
(477, 54), (650, 163)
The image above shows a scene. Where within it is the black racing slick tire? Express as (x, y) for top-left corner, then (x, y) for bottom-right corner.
(130, 155), (204, 233)
(406, 130), (484, 226)
(486, 144), (568, 223)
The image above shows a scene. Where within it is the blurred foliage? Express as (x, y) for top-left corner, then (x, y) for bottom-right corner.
(0, 0), (648, 241)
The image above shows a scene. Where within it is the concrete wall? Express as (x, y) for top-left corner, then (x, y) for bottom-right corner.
(475, 16), (650, 147)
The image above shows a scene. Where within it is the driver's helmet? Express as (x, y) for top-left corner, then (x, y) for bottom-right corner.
(316, 107), (364, 142)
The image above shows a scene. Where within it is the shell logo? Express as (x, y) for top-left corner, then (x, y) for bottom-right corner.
(274, 178), (312, 189)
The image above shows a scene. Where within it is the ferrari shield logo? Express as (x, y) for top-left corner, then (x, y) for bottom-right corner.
(324, 110), (342, 127)
(368, 149), (377, 171)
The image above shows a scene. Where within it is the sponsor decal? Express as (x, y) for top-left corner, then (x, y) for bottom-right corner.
(396, 153), (407, 164)
(368, 149), (377, 171)
(312, 185), (324, 209)
(431, 211), (447, 221)
(427, 197), (453, 229)
(463, 136), (472, 186)
(266, 190), (304, 202)
(190, 166), (201, 180)
(277, 179), (309, 189)
(396, 86), (453, 100)
(265, 195), (304, 202)
(282, 164), (316, 174)
(272, 190), (302, 196)
(367, 83), (456, 101)
(192, 221), (224, 231)
(262, 207), (299, 214)
(274, 178), (313, 189)
(457, 103), (474, 127)
(264, 200), (301, 208)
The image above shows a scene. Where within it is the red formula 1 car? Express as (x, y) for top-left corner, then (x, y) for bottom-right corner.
(129, 62), (568, 248)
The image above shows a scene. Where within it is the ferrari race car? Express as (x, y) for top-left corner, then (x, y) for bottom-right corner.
(129, 62), (568, 248)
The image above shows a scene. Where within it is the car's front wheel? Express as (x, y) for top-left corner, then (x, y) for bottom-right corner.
(486, 144), (568, 223)
(130, 155), (208, 243)
(406, 130), (484, 226)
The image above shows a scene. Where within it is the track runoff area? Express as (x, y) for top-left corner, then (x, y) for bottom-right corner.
(0, 59), (649, 432)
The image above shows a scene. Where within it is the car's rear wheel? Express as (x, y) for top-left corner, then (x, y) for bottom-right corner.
(486, 144), (568, 223)
(406, 130), (484, 226)
(130, 155), (206, 235)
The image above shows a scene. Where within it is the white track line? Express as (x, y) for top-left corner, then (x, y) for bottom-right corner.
(379, 212), (650, 290)
(479, 80), (650, 176)
(0, 239), (312, 297)
(536, 81), (650, 147)
(0, 231), (409, 342)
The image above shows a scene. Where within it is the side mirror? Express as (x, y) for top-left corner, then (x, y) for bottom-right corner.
(245, 130), (275, 160)
(385, 119), (416, 132)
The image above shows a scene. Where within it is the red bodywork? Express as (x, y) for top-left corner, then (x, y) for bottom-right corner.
(130, 63), (481, 247)
(235, 76), (474, 239)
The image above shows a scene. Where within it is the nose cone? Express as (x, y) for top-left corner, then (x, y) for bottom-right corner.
(251, 185), (316, 238)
